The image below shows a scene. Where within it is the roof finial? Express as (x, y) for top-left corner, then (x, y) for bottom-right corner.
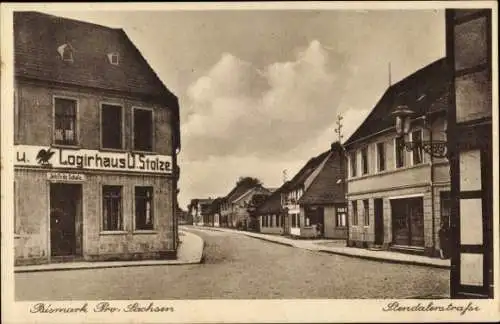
(334, 113), (344, 143)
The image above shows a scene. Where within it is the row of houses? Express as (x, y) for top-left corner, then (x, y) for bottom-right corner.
(192, 56), (453, 258)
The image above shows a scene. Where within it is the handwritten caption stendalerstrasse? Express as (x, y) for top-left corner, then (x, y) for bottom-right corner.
(30, 302), (174, 313)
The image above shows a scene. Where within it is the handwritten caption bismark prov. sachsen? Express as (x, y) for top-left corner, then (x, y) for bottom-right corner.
(29, 302), (175, 313)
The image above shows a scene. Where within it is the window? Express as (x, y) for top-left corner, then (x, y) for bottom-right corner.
(135, 187), (154, 230)
(133, 108), (153, 151)
(297, 214), (301, 227)
(350, 151), (357, 177)
(361, 147), (369, 174)
(377, 142), (386, 172)
(57, 44), (73, 62)
(54, 98), (77, 145)
(108, 52), (120, 65)
(363, 199), (370, 226)
(276, 214), (280, 228)
(395, 137), (405, 168)
(102, 186), (123, 231)
(336, 207), (347, 227)
(101, 104), (123, 149)
(411, 130), (423, 165)
(352, 201), (358, 226)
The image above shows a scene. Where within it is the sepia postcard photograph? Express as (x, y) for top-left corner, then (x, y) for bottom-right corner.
(1, 1), (499, 323)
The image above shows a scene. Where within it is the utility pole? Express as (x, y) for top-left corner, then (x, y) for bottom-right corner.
(388, 62), (392, 87)
(334, 113), (344, 143)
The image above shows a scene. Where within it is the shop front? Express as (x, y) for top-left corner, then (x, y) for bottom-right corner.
(14, 145), (176, 265)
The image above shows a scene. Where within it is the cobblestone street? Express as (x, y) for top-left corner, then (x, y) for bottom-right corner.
(16, 228), (449, 300)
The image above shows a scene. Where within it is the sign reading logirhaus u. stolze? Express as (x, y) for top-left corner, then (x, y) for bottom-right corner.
(15, 145), (173, 174)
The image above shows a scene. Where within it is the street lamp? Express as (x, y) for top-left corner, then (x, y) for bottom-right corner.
(391, 104), (448, 159)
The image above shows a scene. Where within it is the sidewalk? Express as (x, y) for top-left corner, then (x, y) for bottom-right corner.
(14, 230), (204, 273)
(190, 225), (451, 269)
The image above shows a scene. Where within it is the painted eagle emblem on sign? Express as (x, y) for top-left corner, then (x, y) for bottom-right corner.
(36, 148), (55, 166)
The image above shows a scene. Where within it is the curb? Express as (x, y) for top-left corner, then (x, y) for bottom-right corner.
(16, 231), (205, 273)
(188, 226), (450, 269)
(317, 249), (451, 270)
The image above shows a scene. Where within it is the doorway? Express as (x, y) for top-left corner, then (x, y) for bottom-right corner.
(391, 197), (424, 247)
(50, 183), (83, 257)
(374, 198), (384, 245)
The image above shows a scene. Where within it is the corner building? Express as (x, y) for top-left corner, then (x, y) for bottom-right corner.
(13, 12), (181, 265)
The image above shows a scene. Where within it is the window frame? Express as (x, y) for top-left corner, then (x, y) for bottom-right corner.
(376, 141), (386, 172)
(132, 106), (155, 153)
(350, 151), (358, 177)
(361, 146), (369, 175)
(410, 129), (424, 166)
(134, 186), (155, 231)
(336, 207), (347, 227)
(101, 185), (124, 232)
(100, 102), (125, 151)
(394, 136), (406, 169)
(52, 95), (79, 147)
(351, 201), (358, 226)
(363, 199), (370, 226)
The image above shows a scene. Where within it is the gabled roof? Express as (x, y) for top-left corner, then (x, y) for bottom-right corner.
(255, 187), (284, 215)
(224, 182), (261, 204)
(298, 142), (346, 205)
(233, 185), (271, 204)
(284, 150), (331, 192)
(344, 58), (451, 147)
(14, 11), (177, 101)
(15, 12), (181, 151)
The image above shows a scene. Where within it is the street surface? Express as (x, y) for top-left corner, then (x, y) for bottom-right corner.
(16, 228), (449, 300)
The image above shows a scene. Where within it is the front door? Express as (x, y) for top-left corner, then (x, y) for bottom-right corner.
(374, 198), (384, 245)
(50, 183), (82, 257)
(391, 197), (424, 247)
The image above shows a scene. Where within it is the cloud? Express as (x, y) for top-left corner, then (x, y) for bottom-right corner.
(181, 40), (352, 161)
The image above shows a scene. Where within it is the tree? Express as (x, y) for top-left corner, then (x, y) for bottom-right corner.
(235, 176), (262, 188)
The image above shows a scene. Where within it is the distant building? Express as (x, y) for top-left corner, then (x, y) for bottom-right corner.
(282, 143), (347, 239)
(220, 181), (262, 228)
(256, 187), (286, 235)
(13, 12), (181, 265)
(231, 186), (272, 231)
(190, 198), (213, 226)
(343, 58), (451, 257)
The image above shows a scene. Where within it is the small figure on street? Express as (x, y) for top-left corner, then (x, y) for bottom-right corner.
(316, 223), (323, 238)
(438, 218), (450, 259)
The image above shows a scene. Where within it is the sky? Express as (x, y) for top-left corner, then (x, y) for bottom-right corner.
(42, 8), (446, 209)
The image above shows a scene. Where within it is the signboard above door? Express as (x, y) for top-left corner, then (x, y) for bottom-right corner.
(15, 145), (173, 175)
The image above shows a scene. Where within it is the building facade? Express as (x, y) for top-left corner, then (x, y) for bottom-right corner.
(344, 59), (451, 257)
(282, 143), (347, 239)
(445, 9), (493, 298)
(13, 12), (181, 265)
(257, 188), (285, 235)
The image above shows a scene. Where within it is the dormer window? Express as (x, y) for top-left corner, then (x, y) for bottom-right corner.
(57, 44), (74, 62)
(108, 52), (120, 65)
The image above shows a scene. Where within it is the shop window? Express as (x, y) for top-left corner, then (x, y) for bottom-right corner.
(377, 142), (386, 172)
(395, 137), (405, 168)
(54, 97), (77, 145)
(336, 207), (347, 227)
(363, 199), (370, 226)
(411, 130), (423, 165)
(101, 104), (123, 149)
(135, 187), (154, 230)
(102, 186), (123, 231)
(133, 108), (153, 152)
(361, 147), (369, 174)
(352, 201), (358, 226)
(350, 151), (357, 177)
(291, 214), (296, 227)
